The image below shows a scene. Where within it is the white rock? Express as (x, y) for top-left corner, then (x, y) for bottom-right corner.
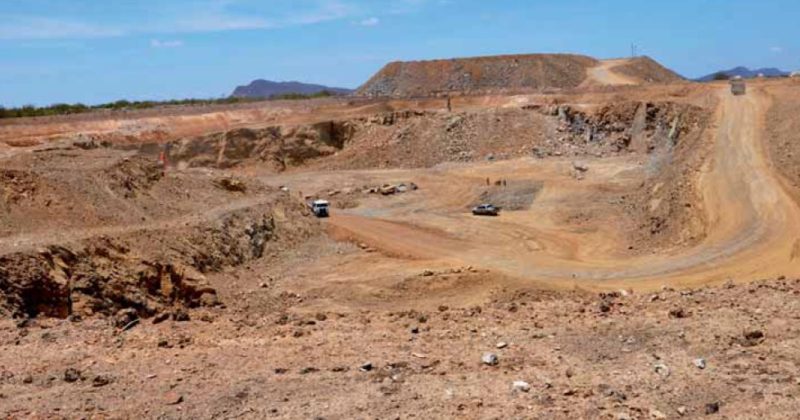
(572, 161), (589, 172)
(481, 352), (499, 366)
(496, 341), (508, 349)
(512, 380), (531, 392)
(693, 358), (707, 369)
(654, 363), (670, 377)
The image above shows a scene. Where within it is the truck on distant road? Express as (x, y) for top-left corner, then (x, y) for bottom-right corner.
(309, 199), (330, 218)
(472, 204), (500, 216)
(730, 78), (746, 96)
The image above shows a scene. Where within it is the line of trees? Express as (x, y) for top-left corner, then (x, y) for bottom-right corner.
(0, 90), (335, 119)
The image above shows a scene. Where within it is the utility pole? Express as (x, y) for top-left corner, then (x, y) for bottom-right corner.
(630, 44), (638, 58)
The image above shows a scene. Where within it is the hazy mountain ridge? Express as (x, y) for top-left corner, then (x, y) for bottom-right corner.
(696, 66), (789, 81)
(231, 80), (353, 98)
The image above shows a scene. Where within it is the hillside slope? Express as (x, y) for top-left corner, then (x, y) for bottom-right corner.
(610, 56), (685, 83)
(356, 54), (598, 97)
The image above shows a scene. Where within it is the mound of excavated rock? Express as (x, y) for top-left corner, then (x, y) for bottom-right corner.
(357, 54), (598, 97)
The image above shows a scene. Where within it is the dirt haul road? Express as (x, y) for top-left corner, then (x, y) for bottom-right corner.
(582, 59), (638, 86)
(327, 87), (800, 291)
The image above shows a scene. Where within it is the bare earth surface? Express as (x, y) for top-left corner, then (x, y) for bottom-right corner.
(1, 62), (800, 419)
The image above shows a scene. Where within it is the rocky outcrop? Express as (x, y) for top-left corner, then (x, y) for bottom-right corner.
(0, 242), (216, 319)
(168, 121), (359, 170)
(0, 198), (317, 319)
(0, 170), (39, 206)
(105, 156), (164, 198)
(526, 101), (707, 157)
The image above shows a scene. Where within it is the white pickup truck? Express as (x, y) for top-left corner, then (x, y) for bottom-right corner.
(309, 199), (330, 218)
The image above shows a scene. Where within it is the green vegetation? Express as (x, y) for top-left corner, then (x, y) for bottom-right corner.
(0, 90), (336, 120)
(269, 90), (335, 100)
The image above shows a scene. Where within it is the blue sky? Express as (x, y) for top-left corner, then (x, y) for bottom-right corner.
(1, 0), (798, 107)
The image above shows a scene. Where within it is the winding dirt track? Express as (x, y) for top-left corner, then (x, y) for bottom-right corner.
(582, 59), (638, 86)
(329, 88), (800, 290)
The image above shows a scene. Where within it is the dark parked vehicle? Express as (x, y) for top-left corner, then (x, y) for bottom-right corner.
(472, 204), (499, 216)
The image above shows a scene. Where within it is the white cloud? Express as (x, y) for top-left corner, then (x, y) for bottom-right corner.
(359, 17), (380, 26)
(150, 39), (184, 48)
(0, 16), (123, 40)
(770, 46), (784, 53)
(0, 0), (360, 40)
(0, 0), (437, 41)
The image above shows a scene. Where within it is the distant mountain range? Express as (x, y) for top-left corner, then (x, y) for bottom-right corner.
(696, 66), (789, 82)
(230, 80), (353, 98)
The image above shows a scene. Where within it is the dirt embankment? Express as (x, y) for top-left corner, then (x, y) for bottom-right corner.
(0, 200), (315, 320)
(305, 100), (709, 174)
(0, 98), (333, 148)
(357, 54), (599, 97)
(0, 149), (265, 237)
(611, 56), (685, 84)
(0, 145), (321, 320)
(614, 101), (714, 250)
(765, 81), (800, 192)
(309, 109), (551, 169)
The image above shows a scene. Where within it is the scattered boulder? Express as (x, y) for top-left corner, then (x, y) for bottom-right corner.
(481, 353), (499, 366)
(359, 362), (374, 372)
(572, 161), (589, 172)
(705, 402), (720, 415)
(654, 363), (670, 378)
(693, 358), (707, 369)
(199, 292), (220, 307)
(512, 380), (531, 393)
(114, 308), (139, 329)
(92, 375), (112, 387)
(63, 368), (82, 383)
(741, 330), (765, 347)
(172, 309), (191, 322)
(152, 312), (170, 324)
(163, 391), (184, 405)
(668, 308), (689, 319)
(215, 177), (247, 192)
